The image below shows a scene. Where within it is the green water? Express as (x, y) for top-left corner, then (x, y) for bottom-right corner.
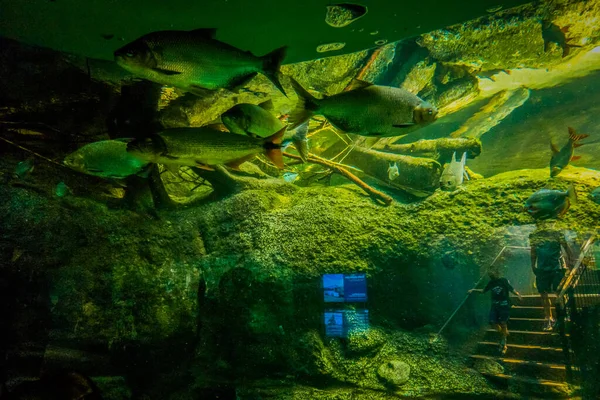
(1, 0), (599, 399)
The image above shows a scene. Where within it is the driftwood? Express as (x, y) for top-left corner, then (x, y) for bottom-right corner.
(284, 152), (393, 205)
(373, 137), (482, 162)
(342, 146), (442, 194)
(191, 165), (296, 198)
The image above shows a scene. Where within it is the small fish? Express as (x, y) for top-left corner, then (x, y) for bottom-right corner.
(288, 78), (438, 137)
(287, 121), (310, 162)
(13, 158), (34, 179)
(101, 33), (115, 40)
(525, 185), (577, 219)
(114, 28), (287, 96)
(387, 162), (399, 181)
(221, 101), (310, 162)
(591, 187), (600, 204)
(127, 126), (286, 170)
(440, 152), (467, 191)
(55, 181), (71, 197)
(542, 21), (582, 58)
(64, 140), (150, 179)
(550, 127), (588, 177)
(282, 172), (299, 183)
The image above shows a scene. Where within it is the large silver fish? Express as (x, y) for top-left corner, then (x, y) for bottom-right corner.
(64, 140), (150, 179)
(114, 29), (287, 96)
(288, 78), (438, 137)
(126, 126), (286, 170)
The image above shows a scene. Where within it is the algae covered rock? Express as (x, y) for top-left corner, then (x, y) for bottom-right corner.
(473, 357), (504, 375)
(325, 4), (368, 28)
(377, 359), (411, 387)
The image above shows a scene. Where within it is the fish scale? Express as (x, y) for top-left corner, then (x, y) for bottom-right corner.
(289, 78), (438, 137)
(115, 29), (287, 95)
(127, 126), (286, 169)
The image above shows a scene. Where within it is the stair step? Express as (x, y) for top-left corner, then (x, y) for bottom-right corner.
(481, 372), (566, 387)
(573, 285), (600, 295)
(477, 341), (565, 363)
(510, 295), (554, 307)
(484, 329), (564, 347)
(470, 354), (567, 381)
(510, 306), (551, 318)
(481, 373), (575, 398)
(509, 318), (547, 331)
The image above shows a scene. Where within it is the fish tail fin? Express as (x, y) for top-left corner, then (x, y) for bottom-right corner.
(292, 138), (309, 162)
(288, 77), (319, 130)
(567, 184), (577, 204)
(262, 46), (288, 97)
(567, 127), (589, 143)
(460, 151), (467, 166)
(263, 126), (287, 169)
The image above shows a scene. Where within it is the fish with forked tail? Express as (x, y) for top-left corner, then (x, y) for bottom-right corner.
(114, 29), (287, 96)
(288, 78), (437, 137)
(525, 185), (577, 219)
(440, 152), (467, 191)
(221, 101), (310, 162)
(550, 127), (588, 177)
(127, 126), (286, 170)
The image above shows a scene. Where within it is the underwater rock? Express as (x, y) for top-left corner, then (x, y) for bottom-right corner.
(450, 88), (531, 139)
(473, 357), (504, 375)
(343, 146), (443, 195)
(375, 137), (482, 161)
(377, 360), (411, 387)
(283, 49), (369, 96)
(325, 4), (368, 28)
(316, 42), (346, 53)
(400, 59), (437, 95)
(417, 0), (600, 71)
(431, 74), (480, 114)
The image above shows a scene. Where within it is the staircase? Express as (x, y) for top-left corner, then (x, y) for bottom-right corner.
(470, 294), (577, 398)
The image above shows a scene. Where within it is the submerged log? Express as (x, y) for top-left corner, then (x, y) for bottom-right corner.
(343, 147), (442, 194)
(284, 152), (393, 205)
(373, 137), (482, 161)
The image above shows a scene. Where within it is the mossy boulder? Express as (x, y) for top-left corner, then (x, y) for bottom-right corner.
(377, 360), (411, 387)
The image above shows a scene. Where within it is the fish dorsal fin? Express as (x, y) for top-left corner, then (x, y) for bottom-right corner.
(550, 142), (560, 154)
(189, 28), (217, 39)
(258, 99), (274, 111)
(347, 78), (373, 91)
(451, 151), (457, 163)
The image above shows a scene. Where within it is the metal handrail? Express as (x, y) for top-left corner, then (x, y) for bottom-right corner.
(556, 235), (596, 308)
(433, 245), (530, 341)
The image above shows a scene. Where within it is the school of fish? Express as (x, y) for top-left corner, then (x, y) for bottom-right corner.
(56, 26), (598, 219)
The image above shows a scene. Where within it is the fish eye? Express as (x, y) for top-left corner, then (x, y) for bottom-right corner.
(126, 51), (135, 57)
(428, 109), (433, 115)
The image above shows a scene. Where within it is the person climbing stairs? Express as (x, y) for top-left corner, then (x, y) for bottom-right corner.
(471, 280), (600, 398)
